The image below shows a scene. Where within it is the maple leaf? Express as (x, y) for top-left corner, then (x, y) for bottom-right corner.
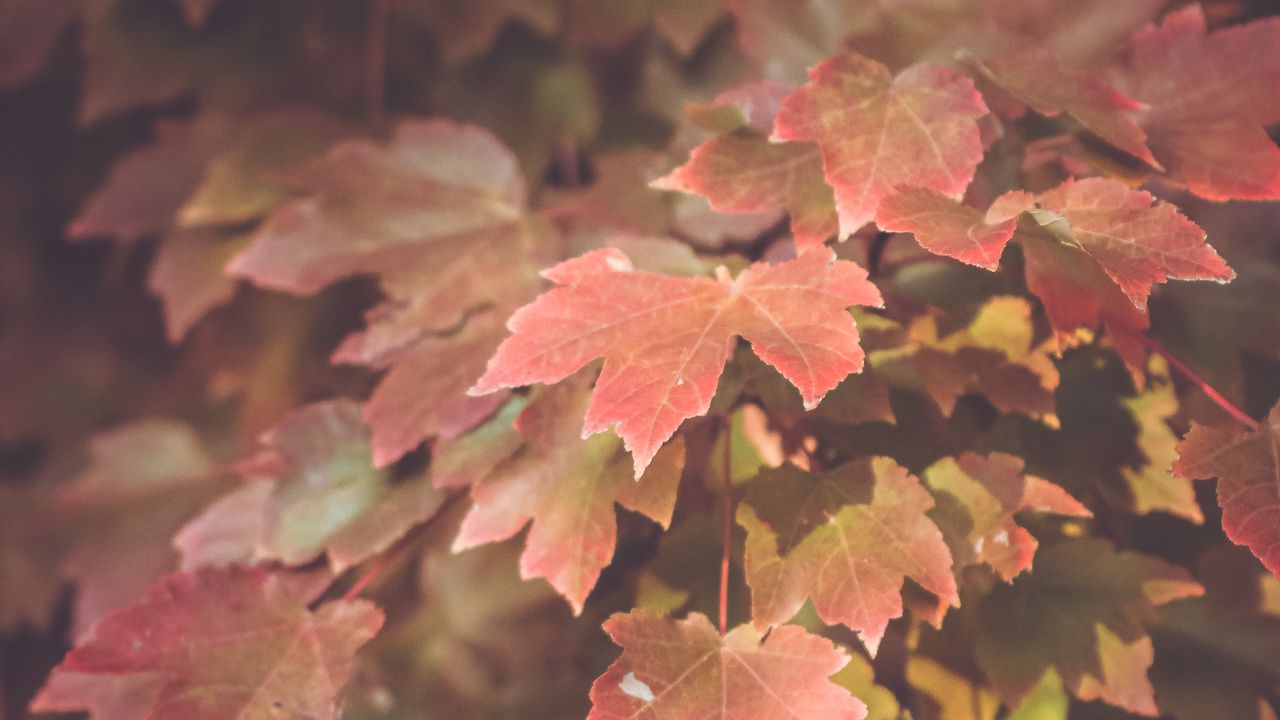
(31, 671), (164, 720)
(231, 118), (527, 294)
(654, 81), (838, 250)
(335, 309), (519, 467)
(875, 186), (1018, 270)
(177, 399), (443, 573)
(882, 178), (1234, 344)
(737, 457), (957, 654)
(862, 297), (1060, 422)
(734, 349), (895, 427)
(69, 115), (230, 242)
(55, 420), (222, 636)
(1006, 178), (1235, 313)
(975, 538), (1202, 715)
(146, 228), (249, 342)
(470, 246), (882, 476)
(349, 540), (587, 719)
(34, 567), (382, 720)
(176, 110), (354, 228)
(230, 118), (556, 465)
(906, 655), (1001, 720)
(924, 452), (1090, 581)
(1148, 547), (1280, 720)
(772, 52), (988, 236)
(831, 652), (899, 720)
(1109, 6), (1280, 200)
(588, 609), (866, 720)
(1117, 360), (1202, 523)
(973, 49), (1157, 167)
(452, 375), (686, 613)
(1174, 401), (1280, 577)
(983, 0), (1164, 68)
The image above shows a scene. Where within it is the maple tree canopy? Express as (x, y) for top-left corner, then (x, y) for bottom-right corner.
(4, 1), (1280, 719)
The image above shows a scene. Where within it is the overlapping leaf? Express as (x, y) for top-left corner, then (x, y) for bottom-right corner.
(772, 52), (987, 236)
(876, 187), (1019, 271)
(1109, 6), (1280, 200)
(231, 118), (527, 294)
(146, 228), (249, 342)
(347, 539), (587, 719)
(1174, 401), (1280, 577)
(975, 539), (1203, 715)
(32, 567), (382, 720)
(175, 399), (443, 573)
(1149, 548), (1280, 720)
(975, 49), (1156, 167)
(588, 609), (866, 720)
(232, 118), (557, 465)
(470, 246), (882, 475)
(451, 376), (686, 613)
(55, 420), (222, 636)
(737, 457), (957, 654)
(67, 110), (352, 340)
(880, 178), (1233, 347)
(1119, 361), (1202, 523)
(655, 81), (838, 250)
(861, 297), (1060, 422)
(923, 452), (1089, 581)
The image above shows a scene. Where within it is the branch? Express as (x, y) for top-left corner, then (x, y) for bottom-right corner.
(719, 421), (734, 636)
(1111, 324), (1258, 430)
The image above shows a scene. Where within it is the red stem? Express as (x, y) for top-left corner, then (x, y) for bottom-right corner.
(1113, 325), (1258, 430)
(719, 422), (734, 636)
(343, 550), (392, 602)
(365, 0), (390, 129)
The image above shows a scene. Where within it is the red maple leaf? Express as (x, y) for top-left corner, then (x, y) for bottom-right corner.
(1109, 6), (1280, 200)
(737, 457), (958, 654)
(976, 49), (1157, 167)
(470, 246), (882, 475)
(772, 52), (988, 236)
(452, 376), (685, 613)
(33, 567), (382, 720)
(654, 81), (838, 249)
(1174, 402), (1280, 577)
(588, 610), (866, 720)
(878, 178), (1233, 350)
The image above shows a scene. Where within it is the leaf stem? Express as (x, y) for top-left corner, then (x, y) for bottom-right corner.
(365, 0), (391, 129)
(720, 421), (734, 636)
(1111, 325), (1258, 430)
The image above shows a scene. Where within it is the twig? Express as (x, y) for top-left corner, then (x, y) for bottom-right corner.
(1111, 324), (1258, 430)
(365, 0), (391, 129)
(719, 421), (734, 636)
